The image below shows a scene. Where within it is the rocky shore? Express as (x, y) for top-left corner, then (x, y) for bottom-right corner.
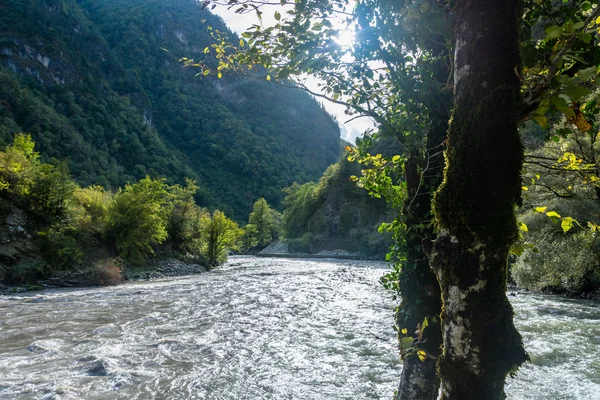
(0, 258), (207, 295)
(256, 240), (380, 260)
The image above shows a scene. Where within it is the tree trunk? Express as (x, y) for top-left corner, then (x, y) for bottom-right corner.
(395, 41), (452, 400)
(431, 1), (528, 399)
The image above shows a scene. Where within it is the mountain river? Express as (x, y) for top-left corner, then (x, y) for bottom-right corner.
(0, 256), (599, 399)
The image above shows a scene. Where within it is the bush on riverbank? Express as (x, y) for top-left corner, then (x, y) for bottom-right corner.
(90, 258), (123, 286)
(0, 134), (242, 285)
(512, 199), (600, 294)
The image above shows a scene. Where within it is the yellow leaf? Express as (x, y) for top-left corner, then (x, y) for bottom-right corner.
(535, 206), (547, 213)
(518, 222), (528, 232)
(417, 349), (427, 362)
(239, 39), (245, 47)
(203, 47), (210, 54)
(401, 328), (408, 335)
(546, 211), (561, 218)
(573, 112), (592, 133)
(561, 217), (575, 233)
(217, 72), (222, 79)
(266, 74), (271, 81)
(522, 186), (529, 191)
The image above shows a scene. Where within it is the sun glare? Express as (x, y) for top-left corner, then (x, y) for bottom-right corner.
(334, 28), (355, 48)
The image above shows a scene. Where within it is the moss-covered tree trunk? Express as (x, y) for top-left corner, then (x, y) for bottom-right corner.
(395, 41), (451, 400)
(431, 0), (528, 398)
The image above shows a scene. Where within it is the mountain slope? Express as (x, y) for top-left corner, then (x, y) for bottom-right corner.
(0, 0), (340, 220)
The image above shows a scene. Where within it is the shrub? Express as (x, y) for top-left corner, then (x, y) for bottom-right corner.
(37, 224), (83, 270)
(107, 176), (170, 265)
(288, 232), (313, 253)
(90, 258), (123, 286)
(3, 261), (46, 284)
(199, 210), (242, 268)
(512, 199), (600, 293)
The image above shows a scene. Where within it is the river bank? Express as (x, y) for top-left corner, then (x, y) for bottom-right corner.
(2, 253), (599, 301)
(0, 258), (207, 295)
(254, 240), (383, 261)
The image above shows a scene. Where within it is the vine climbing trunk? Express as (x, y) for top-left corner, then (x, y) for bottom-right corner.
(395, 40), (452, 400)
(431, 0), (528, 399)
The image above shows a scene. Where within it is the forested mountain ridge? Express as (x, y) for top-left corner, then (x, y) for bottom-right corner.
(0, 0), (341, 221)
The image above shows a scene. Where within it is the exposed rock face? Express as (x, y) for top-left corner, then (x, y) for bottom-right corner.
(0, 205), (38, 281)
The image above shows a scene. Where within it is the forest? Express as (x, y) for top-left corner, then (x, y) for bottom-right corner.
(1, 0), (600, 399)
(0, 0), (341, 221)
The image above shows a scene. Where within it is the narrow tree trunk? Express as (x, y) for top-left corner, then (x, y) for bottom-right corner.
(395, 41), (452, 400)
(395, 152), (441, 400)
(431, 1), (528, 399)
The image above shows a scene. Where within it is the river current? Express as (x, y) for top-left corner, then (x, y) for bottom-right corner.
(0, 256), (598, 399)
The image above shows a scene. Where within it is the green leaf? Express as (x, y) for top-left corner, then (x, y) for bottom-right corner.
(545, 25), (562, 40)
(577, 67), (596, 81)
(565, 86), (591, 102)
(510, 243), (524, 256)
(400, 337), (414, 350)
(241, 32), (252, 39)
(551, 96), (575, 119)
(392, 155), (401, 163)
(580, 33), (592, 44)
(274, 11), (281, 21)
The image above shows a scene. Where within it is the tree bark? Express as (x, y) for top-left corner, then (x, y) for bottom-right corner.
(431, 1), (528, 399)
(395, 40), (452, 400)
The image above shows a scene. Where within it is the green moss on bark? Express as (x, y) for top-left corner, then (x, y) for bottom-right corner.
(434, 86), (523, 248)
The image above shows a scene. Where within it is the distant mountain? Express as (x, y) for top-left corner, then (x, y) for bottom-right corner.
(0, 0), (341, 221)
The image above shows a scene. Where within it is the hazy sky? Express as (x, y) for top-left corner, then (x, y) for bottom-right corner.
(210, 6), (375, 144)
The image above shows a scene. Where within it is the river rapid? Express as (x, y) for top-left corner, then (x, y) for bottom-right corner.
(0, 256), (598, 400)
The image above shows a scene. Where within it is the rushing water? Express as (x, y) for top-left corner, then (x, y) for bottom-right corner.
(0, 256), (598, 400)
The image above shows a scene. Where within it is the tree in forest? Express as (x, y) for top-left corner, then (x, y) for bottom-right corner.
(248, 197), (276, 246)
(240, 222), (259, 250)
(0, 133), (39, 197)
(29, 160), (77, 219)
(200, 210), (243, 267)
(167, 178), (200, 250)
(107, 176), (171, 265)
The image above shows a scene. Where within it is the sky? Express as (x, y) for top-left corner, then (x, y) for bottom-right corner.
(210, 5), (375, 144)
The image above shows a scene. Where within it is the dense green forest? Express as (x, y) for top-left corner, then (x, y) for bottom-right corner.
(278, 137), (400, 257)
(0, 134), (243, 285)
(0, 0), (341, 221)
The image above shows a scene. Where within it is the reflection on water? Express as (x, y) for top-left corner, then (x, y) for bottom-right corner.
(0, 256), (598, 399)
